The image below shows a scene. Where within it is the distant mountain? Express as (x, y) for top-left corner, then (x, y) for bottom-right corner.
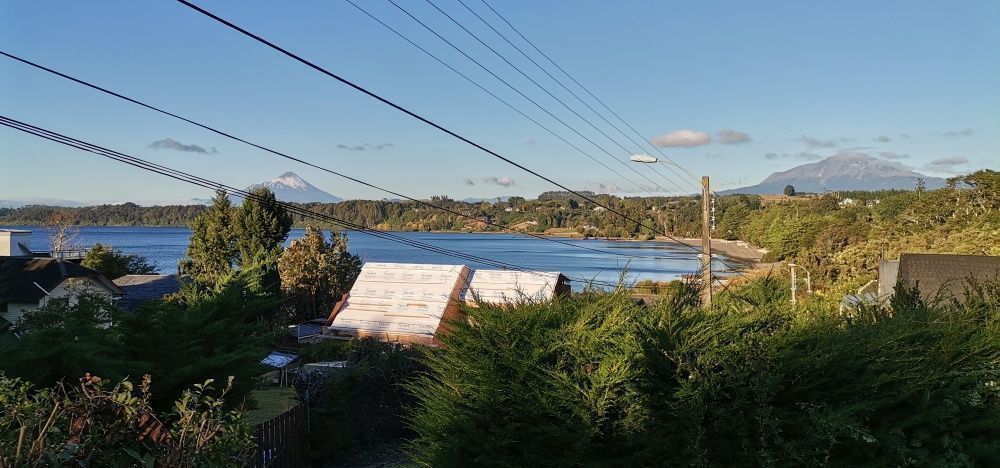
(0, 198), (90, 209)
(0, 198), (212, 208)
(721, 152), (946, 194)
(248, 172), (342, 204)
(461, 196), (512, 204)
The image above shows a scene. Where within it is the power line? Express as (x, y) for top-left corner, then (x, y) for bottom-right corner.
(477, 0), (703, 192)
(172, 0), (749, 278)
(412, 0), (689, 196)
(449, 0), (699, 195)
(339, 1), (643, 194)
(0, 50), (681, 263)
(377, 0), (673, 195)
(1, 115), (634, 288)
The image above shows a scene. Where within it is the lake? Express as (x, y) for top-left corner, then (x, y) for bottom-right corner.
(2, 226), (745, 289)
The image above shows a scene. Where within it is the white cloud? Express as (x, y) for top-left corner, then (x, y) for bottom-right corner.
(765, 152), (823, 161)
(797, 135), (838, 148)
(481, 176), (516, 187)
(925, 156), (969, 173)
(716, 129), (752, 145)
(336, 143), (395, 151)
(651, 129), (712, 148)
(877, 152), (910, 160)
(149, 138), (217, 154)
(941, 128), (979, 137)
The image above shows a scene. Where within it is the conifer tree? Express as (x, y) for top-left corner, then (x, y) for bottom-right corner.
(234, 187), (293, 299)
(179, 190), (236, 287)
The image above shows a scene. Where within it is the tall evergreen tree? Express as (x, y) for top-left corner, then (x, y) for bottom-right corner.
(179, 190), (236, 287)
(234, 187), (293, 299)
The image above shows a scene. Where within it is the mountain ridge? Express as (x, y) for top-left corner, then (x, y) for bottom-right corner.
(721, 152), (946, 194)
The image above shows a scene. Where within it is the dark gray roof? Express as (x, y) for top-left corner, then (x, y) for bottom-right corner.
(0, 257), (124, 304)
(113, 274), (181, 311)
(898, 253), (1000, 301)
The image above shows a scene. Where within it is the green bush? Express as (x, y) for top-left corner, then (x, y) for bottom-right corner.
(304, 338), (423, 465)
(0, 373), (253, 466)
(406, 279), (1000, 466)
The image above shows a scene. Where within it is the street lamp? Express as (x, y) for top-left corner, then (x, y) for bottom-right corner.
(630, 154), (714, 306)
(787, 263), (812, 305)
(629, 154), (700, 180)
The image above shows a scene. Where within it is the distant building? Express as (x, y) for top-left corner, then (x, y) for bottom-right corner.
(880, 254), (1000, 302)
(838, 197), (856, 206)
(0, 257), (124, 325)
(0, 230), (33, 257)
(113, 274), (182, 311)
(842, 253), (999, 312)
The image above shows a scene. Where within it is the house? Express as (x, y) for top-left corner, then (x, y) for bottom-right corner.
(0, 257), (124, 325)
(879, 254), (1000, 302)
(838, 197), (856, 206)
(0, 230), (33, 256)
(113, 274), (182, 311)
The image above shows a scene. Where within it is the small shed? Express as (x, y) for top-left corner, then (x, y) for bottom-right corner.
(461, 270), (569, 306)
(326, 263), (471, 345)
(894, 253), (1000, 301)
(261, 351), (300, 386)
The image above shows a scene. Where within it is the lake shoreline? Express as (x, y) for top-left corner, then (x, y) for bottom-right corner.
(2, 225), (764, 277)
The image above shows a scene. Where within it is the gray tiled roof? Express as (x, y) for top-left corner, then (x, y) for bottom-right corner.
(0, 257), (123, 303)
(113, 274), (181, 311)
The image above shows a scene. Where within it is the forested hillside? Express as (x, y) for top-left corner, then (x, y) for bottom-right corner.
(3, 170), (996, 285)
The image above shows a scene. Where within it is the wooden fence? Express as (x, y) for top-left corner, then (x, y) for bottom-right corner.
(250, 403), (308, 467)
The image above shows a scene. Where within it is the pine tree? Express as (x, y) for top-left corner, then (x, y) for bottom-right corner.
(278, 226), (361, 321)
(233, 187), (293, 300)
(179, 190), (236, 287)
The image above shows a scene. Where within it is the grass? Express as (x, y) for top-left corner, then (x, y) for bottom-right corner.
(243, 386), (299, 426)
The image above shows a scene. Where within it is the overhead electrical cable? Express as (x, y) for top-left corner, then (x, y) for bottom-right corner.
(405, 0), (686, 196)
(0, 50), (684, 262)
(0, 115), (638, 287)
(445, 0), (699, 194)
(380, 0), (673, 194)
(477, 0), (704, 192)
(338, 1), (642, 193)
(172, 0), (750, 277)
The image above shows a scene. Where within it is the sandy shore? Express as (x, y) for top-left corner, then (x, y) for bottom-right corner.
(670, 237), (767, 265)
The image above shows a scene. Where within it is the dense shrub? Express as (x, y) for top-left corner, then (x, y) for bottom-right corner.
(301, 338), (423, 465)
(0, 274), (276, 411)
(406, 278), (1000, 466)
(0, 373), (253, 466)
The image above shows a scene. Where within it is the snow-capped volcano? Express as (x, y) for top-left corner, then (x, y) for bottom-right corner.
(248, 172), (342, 203)
(722, 152), (946, 194)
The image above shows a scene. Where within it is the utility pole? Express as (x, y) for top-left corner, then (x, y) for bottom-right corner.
(701, 176), (713, 307)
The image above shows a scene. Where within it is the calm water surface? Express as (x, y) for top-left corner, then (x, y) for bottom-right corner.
(3, 226), (744, 289)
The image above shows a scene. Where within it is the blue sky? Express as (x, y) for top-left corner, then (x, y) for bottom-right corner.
(1, 0), (997, 203)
